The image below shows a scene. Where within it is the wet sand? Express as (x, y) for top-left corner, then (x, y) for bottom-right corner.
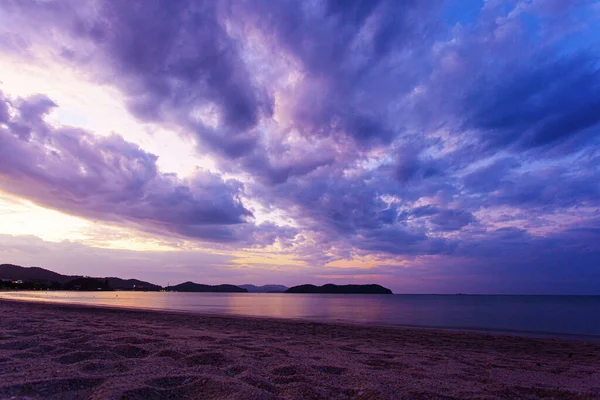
(0, 299), (599, 399)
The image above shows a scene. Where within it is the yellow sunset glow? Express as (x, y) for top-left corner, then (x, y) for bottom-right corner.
(0, 193), (178, 252)
(325, 256), (409, 270)
(0, 57), (209, 179)
(231, 254), (306, 268)
(0, 194), (91, 242)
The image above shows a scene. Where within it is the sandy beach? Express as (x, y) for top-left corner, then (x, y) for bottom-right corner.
(0, 300), (599, 399)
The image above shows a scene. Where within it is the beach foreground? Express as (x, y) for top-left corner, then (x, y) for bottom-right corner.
(0, 300), (599, 399)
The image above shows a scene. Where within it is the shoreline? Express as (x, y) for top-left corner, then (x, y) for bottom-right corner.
(1, 296), (599, 343)
(1, 300), (600, 399)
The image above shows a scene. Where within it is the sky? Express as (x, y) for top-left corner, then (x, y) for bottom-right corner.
(0, 0), (599, 294)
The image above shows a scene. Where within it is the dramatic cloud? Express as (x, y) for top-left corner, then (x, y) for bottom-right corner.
(0, 92), (258, 243)
(0, 0), (599, 292)
(230, 0), (443, 145)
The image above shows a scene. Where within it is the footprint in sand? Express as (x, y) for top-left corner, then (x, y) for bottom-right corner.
(152, 349), (184, 360)
(37, 344), (57, 353)
(272, 365), (299, 376)
(224, 365), (247, 377)
(235, 345), (262, 352)
(56, 350), (118, 365)
(122, 376), (235, 399)
(146, 376), (198, 388)
(0, 340), (37, 351)
(113, 336), (164, 345)
(185, 352), (228, 367)
(111, 345), (149, 359)
(11, 331), (38, 337)
(338, 345), (361, 353)
(69, 335), (93, 345)
(78, 360), (112, 373)
(360, 358), (408, 370)
(0, 378), (105, 398)
(270, 365), (308, 384)
(229, 335), (253, 341)
(241, 375), (277, 393)
(117, 386), (169, 399)
(253, 351), (275, 358)
(10, 352), (37, 360)
(194, 335), (218, 342)
(313, 365), (346, 375)
(272, 376), (305, 385)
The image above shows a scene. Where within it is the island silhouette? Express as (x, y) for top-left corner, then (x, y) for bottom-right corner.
(0, 264), (393, 294)
(165, 281), (248, 293)
(285, 283), (392, 294)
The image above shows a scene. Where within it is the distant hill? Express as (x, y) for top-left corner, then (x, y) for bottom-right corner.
(166, 281), (248, 293)
(0, 264), (161, 291)
(239, 284), (288, 293)
(1, 263), (392, 295)
(63, 277), (112, 291)
(106, 277), (161, 291)
(0, 264), (77, 284)
(286, 284), (393, 294)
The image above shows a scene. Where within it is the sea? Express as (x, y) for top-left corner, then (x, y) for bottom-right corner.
(1, 291), (599, 340)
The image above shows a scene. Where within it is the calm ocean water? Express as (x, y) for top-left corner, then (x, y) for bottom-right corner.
(1, 291), (599, 339)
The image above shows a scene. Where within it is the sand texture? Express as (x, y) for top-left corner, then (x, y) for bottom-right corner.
(0, 300), (599, 399)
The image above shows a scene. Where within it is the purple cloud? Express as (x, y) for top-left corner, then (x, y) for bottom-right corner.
(2, 0), (272, 158)
(464, 53), (600, 150)
(0, 91), (11, 123)
(231, 0), (442, 146)
(0, 92), (258, 243)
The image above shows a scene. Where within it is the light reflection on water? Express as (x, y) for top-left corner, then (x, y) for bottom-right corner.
(1, 291), (599, 339)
